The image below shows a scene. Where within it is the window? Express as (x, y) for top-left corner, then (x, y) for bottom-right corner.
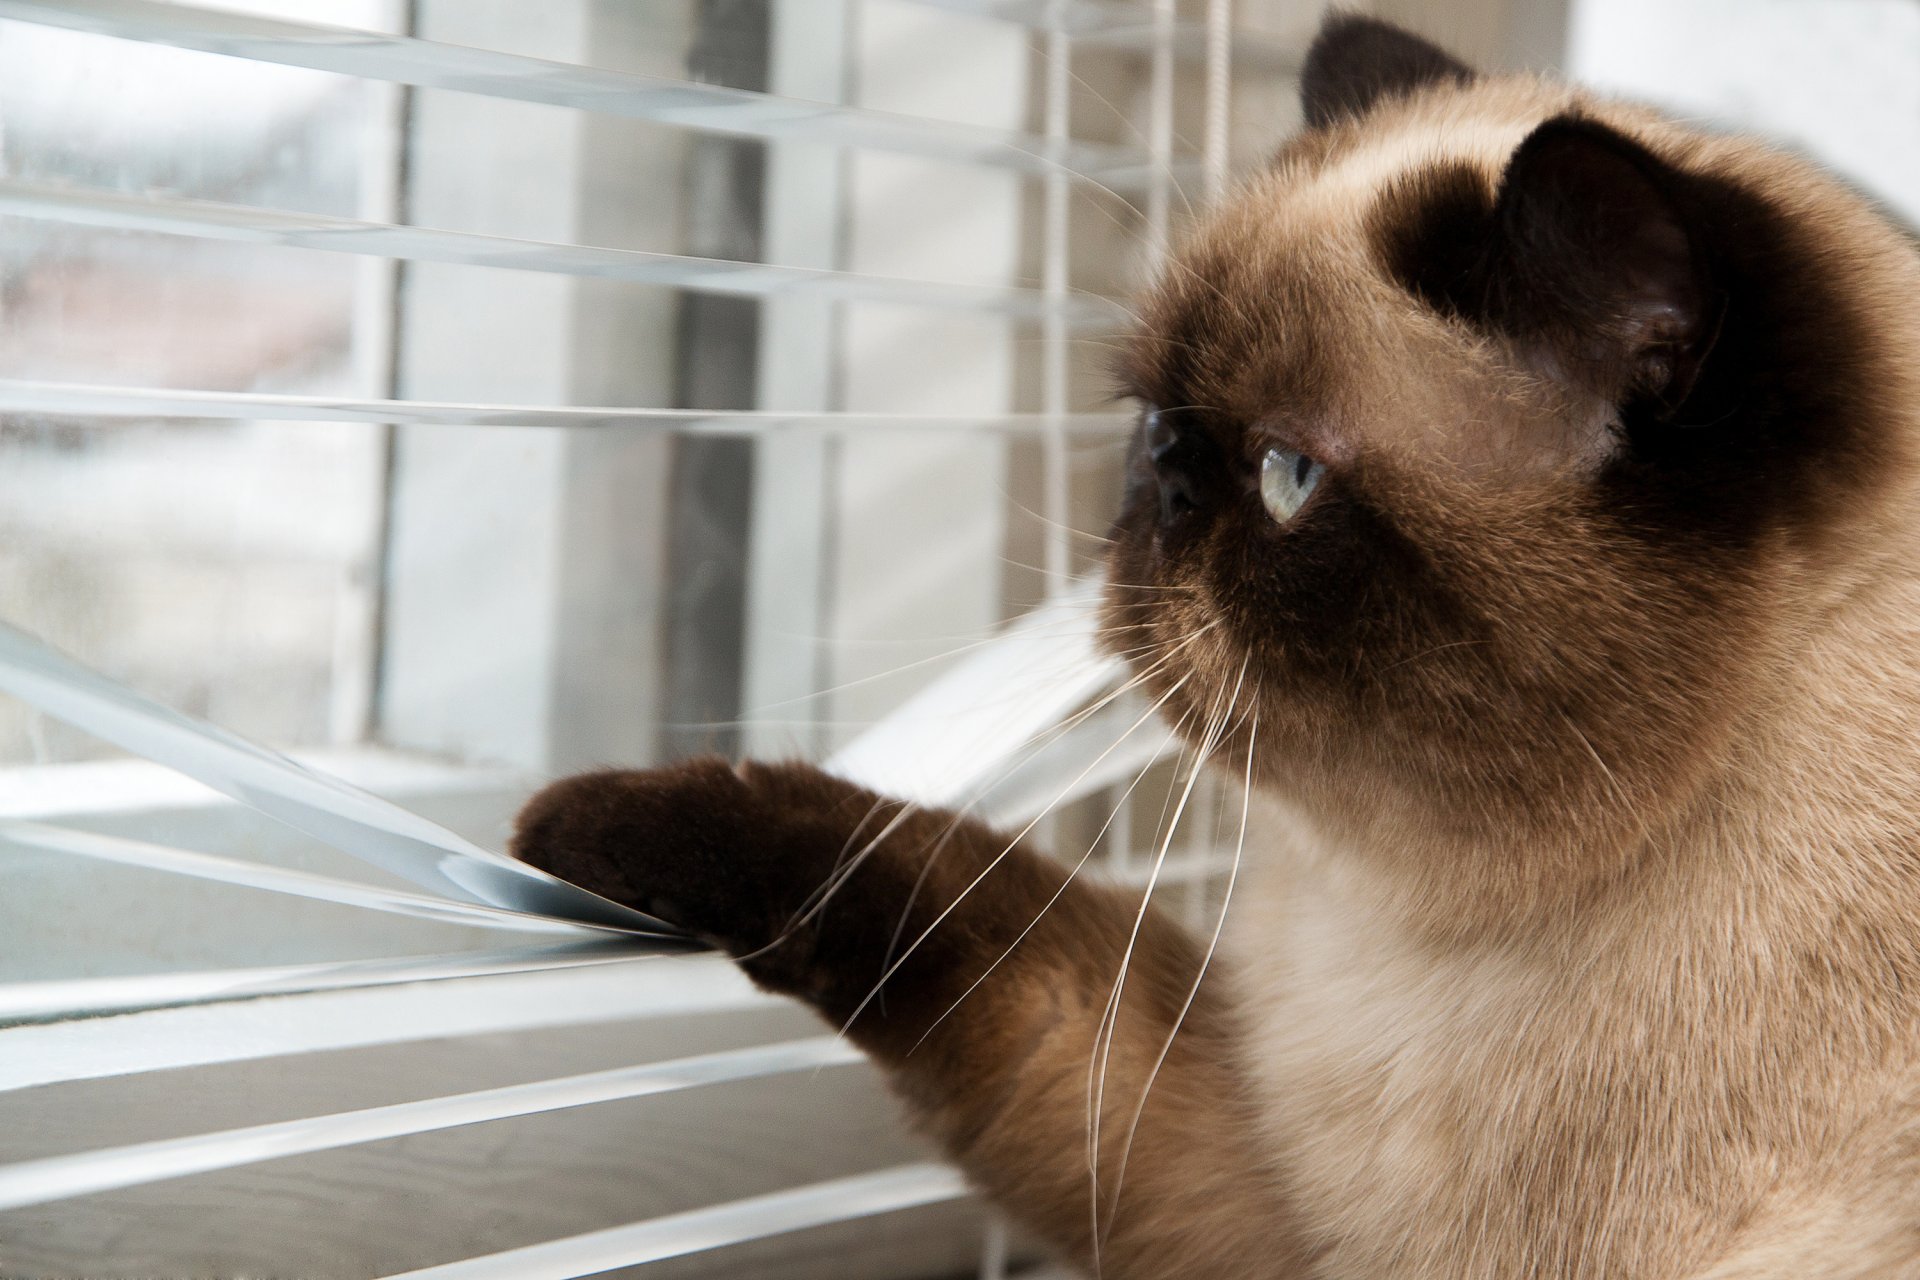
(0, 1), (1512, 1275)
(0, 0), (399, 762)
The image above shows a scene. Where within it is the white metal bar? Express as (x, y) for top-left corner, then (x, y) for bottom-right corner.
(1204, 0), (1235, 202)
(0, 943), (657, 1023)
(740, 0), (849, 761)
(0, 0), (1154, 185)
(0, 1037), (862, 1212)
(1041, 19), (1072, 588)
(330, 17), (407, 749)
(377, 1163), (971, 1279)
(0, 820), (592, 936)
(0, 179), (1122, 326)
(0, 619), (679, 937)
(0, 955), (770, 1093)
(1144, 0), (1177, 263)
(0, 380), (1127, 438)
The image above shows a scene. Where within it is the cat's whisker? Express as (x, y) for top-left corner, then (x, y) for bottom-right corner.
(1086, 655), (1246, 1263)
(1379, 637), (1491, 674)
(603, 605), (1181, 750)
(655, 613), (1188, 738)
(1067, 336), (1196, 363)
(1105, 686), (1259, 1232)
(828, 633), (1223, 1036)
(1556, 708), (1644, 848)
(1017, 35), (1214, 272)
(744, 626), (1214, 966)
(993, 567), (1200, 595)
(1043, 37), (1209, 193)
(1133, 403), (1230, 418)
(858, 646), (1183, 975)
(992, 495), (1116, 555)
(794, 792), (910, 938)
(1149, 248), (1255, 331)
(743, 608), (1136, 715)
(900, 693), (1200, 1058)
(771, 793), (946, 954)
(879, 818), (966, 982)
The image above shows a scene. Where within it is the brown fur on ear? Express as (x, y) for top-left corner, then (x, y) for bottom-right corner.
(1379, 115), (1717, 415)
(1362, 106), (1898, 542)
(1300, 13), (1476, 129)
(1489, 116), (1718, 412)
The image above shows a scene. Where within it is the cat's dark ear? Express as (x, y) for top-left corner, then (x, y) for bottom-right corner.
(1300, 14), (1475, 128)
(1482, 115), (1716, 414)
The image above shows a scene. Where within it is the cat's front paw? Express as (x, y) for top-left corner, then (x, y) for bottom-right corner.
(509, 757), (895, 999)
(514, 756), (1084, 1053)
(511, 757), (753, 947)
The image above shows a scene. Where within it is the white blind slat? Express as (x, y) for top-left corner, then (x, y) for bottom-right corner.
(0, 619), (679, 937)
(0, 178), (1123, 325)
(0, 0), (1160, 184)
(377, 1164), (971, 1280)
(0, 1037), (863, 1212)
(0, 380), (1127, 437)
(0, 943), (654, 1023)
(971, 699), (1177, 826)
(0, 820), (594, 936)
(0, 956), (772, 1093)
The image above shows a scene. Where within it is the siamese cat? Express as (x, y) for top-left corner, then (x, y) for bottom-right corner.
(512, 15), (1920, 1277)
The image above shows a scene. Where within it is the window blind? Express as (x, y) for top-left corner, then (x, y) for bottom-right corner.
(0, 1), (1268, 1274)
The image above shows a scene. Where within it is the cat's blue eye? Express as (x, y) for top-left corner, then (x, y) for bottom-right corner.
(1260, 447), (1324, 524)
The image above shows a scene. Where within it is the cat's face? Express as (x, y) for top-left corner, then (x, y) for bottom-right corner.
(1103, 19), (1901, 885)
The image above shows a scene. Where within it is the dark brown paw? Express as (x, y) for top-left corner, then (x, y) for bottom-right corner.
(511, 756), (1082, 1050)
(510, 757), (903, 998)
(514, 758), (763, 948)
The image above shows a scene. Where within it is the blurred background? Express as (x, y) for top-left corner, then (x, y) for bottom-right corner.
(1, 0), (1915, 1276)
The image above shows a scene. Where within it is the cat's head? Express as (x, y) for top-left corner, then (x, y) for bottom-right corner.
(1104, 15), (1917, 892)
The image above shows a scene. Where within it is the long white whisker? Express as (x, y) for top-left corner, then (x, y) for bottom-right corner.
(739, 626), (1215, 968)
(901, 687), (1200, 1058)
(744, 609), (1177, 717)
(1105, 689), (1258, 1225)
(834, 669), (1202, 1039)
(1086, 653), (1246, 1265)
(760, 620), (1218, 968)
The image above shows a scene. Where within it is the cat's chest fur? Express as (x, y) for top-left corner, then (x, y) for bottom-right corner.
(1225, 824), (1920, 1279)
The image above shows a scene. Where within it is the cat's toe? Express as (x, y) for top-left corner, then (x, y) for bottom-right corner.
(509, 757), (771, 948)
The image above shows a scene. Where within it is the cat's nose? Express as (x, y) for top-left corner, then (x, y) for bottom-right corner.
(1143, 411), (1209, 525)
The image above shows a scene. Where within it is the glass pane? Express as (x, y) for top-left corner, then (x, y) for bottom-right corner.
(0, 1), (398, 763)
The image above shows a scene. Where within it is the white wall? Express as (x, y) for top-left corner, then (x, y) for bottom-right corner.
(1571, 0), (1920, 225)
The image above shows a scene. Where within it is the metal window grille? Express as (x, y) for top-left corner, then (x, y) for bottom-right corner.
(0, 1), (1308, 1274)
